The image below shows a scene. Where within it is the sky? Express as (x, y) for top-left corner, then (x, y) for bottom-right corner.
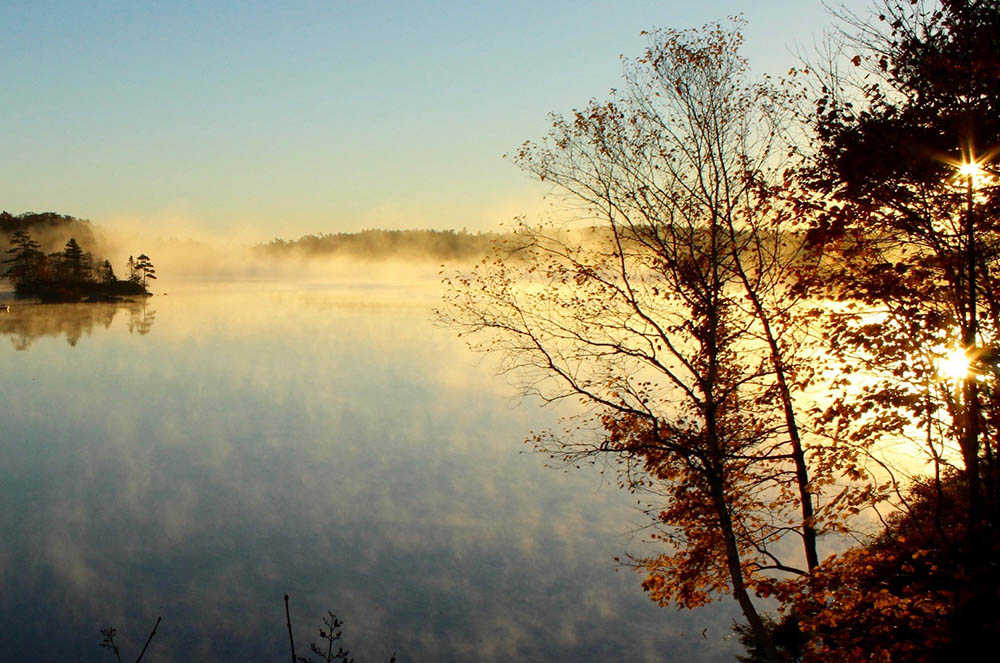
(0, 0), (872, 243)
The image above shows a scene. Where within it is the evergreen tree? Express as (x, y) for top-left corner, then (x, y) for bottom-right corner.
(134, 254), (155, 289)
(3, 230), (43, 287)
(62, 237), (87, 282)
(98, 259), (116, 285)
(127, 255), (138, 284)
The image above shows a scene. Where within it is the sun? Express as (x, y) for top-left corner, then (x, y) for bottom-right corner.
(957, 160), (982, 178)
(938, 347), (971, 381)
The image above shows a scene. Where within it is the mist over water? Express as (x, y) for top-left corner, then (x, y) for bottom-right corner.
(88, 222), (484, 286)
(0, 280), (740, 662)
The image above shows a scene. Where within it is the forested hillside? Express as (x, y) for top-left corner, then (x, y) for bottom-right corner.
(256, 228), (500, 261)
(0, 211), (105, 256)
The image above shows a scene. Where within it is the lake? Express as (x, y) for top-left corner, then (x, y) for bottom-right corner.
(0, 280), (738, 662)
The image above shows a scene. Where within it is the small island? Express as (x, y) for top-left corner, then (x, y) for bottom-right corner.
(3, 229), (155, 303)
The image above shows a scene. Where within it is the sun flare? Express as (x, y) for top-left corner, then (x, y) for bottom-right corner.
(957, 160), (982, 178)
(939, 347), (972, 381)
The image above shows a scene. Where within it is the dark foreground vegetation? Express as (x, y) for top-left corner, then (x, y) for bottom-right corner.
(1, 212), (155, 302)
(439, 1), (1000, 661)
(100, 597), (395, 663)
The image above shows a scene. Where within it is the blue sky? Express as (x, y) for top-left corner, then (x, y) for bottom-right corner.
(0, 1), (870, 241)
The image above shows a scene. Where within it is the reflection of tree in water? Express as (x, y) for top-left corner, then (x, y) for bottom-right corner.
(127, 298), (156, 336)
(0, 300), (156, 350)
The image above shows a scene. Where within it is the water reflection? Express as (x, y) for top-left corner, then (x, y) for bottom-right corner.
(0, 299), (156, 350)
(0, 282), (738, 662)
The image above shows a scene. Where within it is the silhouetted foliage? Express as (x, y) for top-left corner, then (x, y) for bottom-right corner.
(284, 595), (397, 663)
(98, 616), (161, 663)
(2, 226), (154, 302)
(3, 229), (43, 285)
(97, 259), (117, 285)
(733, 614), (803, 663)
(731, 1), (1000, 659)
(61, 237), (88, 281)
(134, 253), (156, 288)
(97, 600), (400, 663)
(298, 612), (355, 663)
(800, 0), (1000, 531)
(758, 473), (1000, 662)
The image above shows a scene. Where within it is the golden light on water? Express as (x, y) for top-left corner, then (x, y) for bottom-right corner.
(939, 347), (972, 382)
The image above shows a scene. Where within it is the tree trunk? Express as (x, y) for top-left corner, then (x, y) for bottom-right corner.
(963, 173), (983, 528)
(729, 235), (820, 572)
(710, 471), (781, 663)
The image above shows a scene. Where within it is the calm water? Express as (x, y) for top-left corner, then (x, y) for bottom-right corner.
(0, 281), (738, 662)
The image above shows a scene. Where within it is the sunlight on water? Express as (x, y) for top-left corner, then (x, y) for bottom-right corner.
(0, 282), (739, 663)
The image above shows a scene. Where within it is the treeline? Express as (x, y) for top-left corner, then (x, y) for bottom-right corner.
(257, 228), (501, 261)
(0, 210), (103, 255)
(3, 228), (155, 302)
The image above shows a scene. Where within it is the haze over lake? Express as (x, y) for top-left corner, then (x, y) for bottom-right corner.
(0, 280), (738, 662)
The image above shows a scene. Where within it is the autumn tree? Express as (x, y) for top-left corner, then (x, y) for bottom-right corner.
(800, 0), (1000, 525)
(758, 466), (1000, 662)
(442, 21), (848, 661)
(740, 1), (1000, 658)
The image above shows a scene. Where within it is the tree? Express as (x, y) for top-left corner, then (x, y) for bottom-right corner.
(62, 237), (89, 282)
(3, 224), (145, 301)
(133, 254), (156, 290)
(800, 0), (1000, 532)
(97, 259), (117, 285)
(3, 229), (43, 288)
(731, 1), (1000, 658)
(733, 614), (803, 663)
(127, 255), (138, 284)
(762, 471), (1000, 661)
(442, 21), (847, 661)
